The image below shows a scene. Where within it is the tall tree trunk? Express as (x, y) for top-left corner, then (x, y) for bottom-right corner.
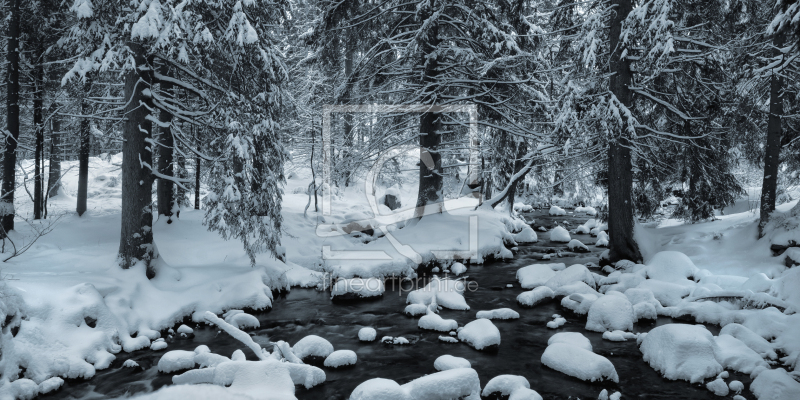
(2, 0), (21, 235)
(156, 66), (175, 221)
(507, 138), (527, 214)
(47, 102), (62, 199)
(77, 76), (92, 216)
(607, 0), (642, 263)
(342, 36), (355, 187)
(119, 43), (156, 277)
(414, 2), (443, 218)
(33, 54), (45, 220)
(194, 124), (201, 210)
(759, 32), (786, 238)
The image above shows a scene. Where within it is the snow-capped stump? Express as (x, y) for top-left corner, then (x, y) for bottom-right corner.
(546, 314), (567, 329)
(157, 350), (196, 373)
(439, 336), (459, 343)
(718, 323), (777, 360)
(516, 264), (559, 289)
(419, 310), (459, 332)
(381, 336), (410, 345)
(585, 293), (635, 332)
(458, 318), (500, 350)
(324, 350), (357, 368)
(639, 324), (722, 383)
(550, 226), (571, 242)
(549, 205), (567, 216)
(434, 355), (471, 371)
(476, 308), (520, 320)
(294, 335), (334, 359)
(750, 368), (800, 400)
(350, 378), (408, 400)
(122, 359), (139, 368)
(547, 332), (592, 352)
(404, 303), (429, 316)
(450, 262), (467, 276)
(482, 375), (531, 398)
(331, 277), (385, 300)
(517, 286), (555, 307)
(358, 327), (377, 342)
(567, 239), (589, 252)
(150, 338), (168, 351)
(403, 368), (481, 400)
(223, 310), (260, 330)
(602, 330), (638, 342)
(541, 343), (619, 383)
(596, 231), (609, 247)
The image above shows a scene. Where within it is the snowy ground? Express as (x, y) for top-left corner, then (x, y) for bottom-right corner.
(1, 153), (799, 399)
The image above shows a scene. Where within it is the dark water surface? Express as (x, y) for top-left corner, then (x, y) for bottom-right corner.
(43, 211), (753, 399)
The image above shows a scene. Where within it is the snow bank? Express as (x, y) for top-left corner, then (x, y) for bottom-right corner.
(585, 293), (634, 332)
(433, 355), (471, 371)
(476, 308), (519, 320)
(541, 343), (619, 383)
(550, 226), (571, 242)
(638, 324), (722, 383)
(516, 264), (558, 289)
(457, 319), (501, 350)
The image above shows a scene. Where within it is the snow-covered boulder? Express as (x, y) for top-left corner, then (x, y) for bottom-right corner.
(404, 303), (429, 316)
(419, 311), (459, 332)
(545, 264), (596, 289)
(482, 375), (530, 398)
(585, 293), (634, 332)
(514, 226), (538, 243)
(638, 324), (722, 383)
(450, 262), (467, 276)
(546, 314), (567, 329)
(402, 368), (481, 400)
(476, 308), (520, 320)
(358, 327), (377, 342)
(350, 378), (407, 400)
(433, 355), (471, 371)
(223, 310), (260, 330)
(749, 368), (800, 400)
(560, 292), (599, 315)
(331, 278), (385, 300)
(550, 226), (571, 242)
(713, 334), (769, 375)
(517, 286), (555, 307)
(602, 331), (638, 342)
(516, 264), (557, 289)
(157, 350), (196, 373)
(719, 323), (777, 360)
(706, 378), (729, 396)
(636, 279), (692, 307)
(595, 231), (609, 247)
(458, 319), (500, 350)
(407, 277), (469, 311)
(644, 251), (699, 282)
(549, 206), (567, 216)
(547, 332), (592, 352)
(324, 350), (357, 368)
(575, 206), (597, 216)
(541, 343), (619, 383)
(567, 239), (589, 252)
(293, 335), (334, 360)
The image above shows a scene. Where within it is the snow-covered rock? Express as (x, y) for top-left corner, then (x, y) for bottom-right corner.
(331, 278), (385, 299)
(476, 308), (520, 320)
(122, 359), (139, 368)
(223, 310), (260, 330)
(547, 332), (592, 351)
(517, 286), (555, 307)
(434, 355), (471, 371)
(324, 350), (357, 368)
(602, 330), (637, 342)
(404, 303), (429, 316)
(407, 277), (470, 311)
(450, 262), (467, 276)
(516, 264), (558, 289)
(358, 327), (377, 342)
(545, 264), (596, 289)
(350, 378), (407, 400)
(293, 335), (334, 360)
(575, 206), (597, 216)
(482, 375), (530, 398)
(402, 368), (481, 400)
(549, 206), (567, 216)
(644, 251), (699, 282)
(419, 311), (459, 332)
(706, 378), (729, 396)
(729, 380), (744, 394)
(458, 319), (501, 350)
(439, 336), (459, 343)
(560, 292), (599, 315)
(713, 334), (769, 375)
(541, 343), (619, 383)
(585, 293), (634, 332)
(150, 338), (168, 351)
(177, 325), (193, 335)
(157, 350), (196, 373)
(719, 323), (777, 360)
(550, 226), (571, 242)
(638, 324), (722, 383)
(514, 226), (539, 243)
(567, 239), (589, 252)
(546, 314), (567, 329)
(595, 231), (609, 247)
(750, 368), (800, 400)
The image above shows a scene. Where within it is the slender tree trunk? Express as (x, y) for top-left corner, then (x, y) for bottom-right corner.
(343, 36), (355, 187)
(759, 32), (786, 238)
(2, 0), (21, 235)
(156, 66), (175, 221)
(414, 2), (443, 218)
(507, 138), (527, 214)
(47, 103), (61, 199)
(33, 56), (45, 220)
(194, 124), (200, 210)
(607, 0), (642, 263)
(119, 43), (156, 277)
(77, 76), (92, 216)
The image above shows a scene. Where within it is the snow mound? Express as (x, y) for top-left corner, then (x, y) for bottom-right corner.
(457, 319), (501, 350)
(434, 355), (471, 371)
(358, 327), (377, 342)
(293, 335), (334, 360)
(404, 303), (429, 316)
(541, 343), (619, 383)
(545, 264), (596, 289)
(350, 378), (407, 400)
(517, 286), (555, 307)
(476, 308), (519, 320)
(713, 334), (769, 375)
(158, 350), (197, 373)
(450, 262), (467, 276)
(645, 251), (699, 282)
(550, 226), (571, 242)
(482, 374), (529, 397)
(439, 336), (459, 343)
(567, 239), (589, 252)
(602, 331), (638, 341)
(419, 311), (459, 332)
(324, 350), (357, 368)
(407, 277), (470, 311)
(151, 338), (168, 351)
(750, 368), (800, 400)
(223, 310), (260, 330)
(381, 336), (410, 345)
(719, 323), (777, 360)
(331, 278), (385, 299)
(514, 226), (539, 243)
(575, 206), (597, 216)
(560, 292), (599, 315)
(585, 293), (635, 332)
(547, 332), (592, 351)
(549, 206), (567, 216)
(547, 314), (567, 329)
(596, 231), (609, 247)
(177, 325), (193, 335)
(516, 264), (557, 289)
(706, 378), (729, 396)
(638, 324), (722, 383)
(351, 368), (481, 400)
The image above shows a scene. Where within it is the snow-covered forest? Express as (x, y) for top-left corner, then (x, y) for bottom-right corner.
(1, 0), (800, 399)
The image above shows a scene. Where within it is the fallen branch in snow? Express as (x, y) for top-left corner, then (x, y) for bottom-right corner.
(1, 214), (63, 262)
(203, 311), (268, 360)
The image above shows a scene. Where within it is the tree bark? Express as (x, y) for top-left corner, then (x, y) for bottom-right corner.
(156, 66), (175, 221)
(759, 32), (786, 238)
(607, 0), (642, 263)
(119, 42), (156, 277)
(342, 36), (355, 187)
(77, 76), (92, 216)
(47, 102), (61, 199)
(507, 137), (527, 213)
(33, 54), (45, 220)
(414, 2), (443, 218)
(194, 124), (201, 210)
(2, 0), (21, 235)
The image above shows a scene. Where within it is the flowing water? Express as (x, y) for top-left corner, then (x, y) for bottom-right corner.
(43, 211), (753, 399)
